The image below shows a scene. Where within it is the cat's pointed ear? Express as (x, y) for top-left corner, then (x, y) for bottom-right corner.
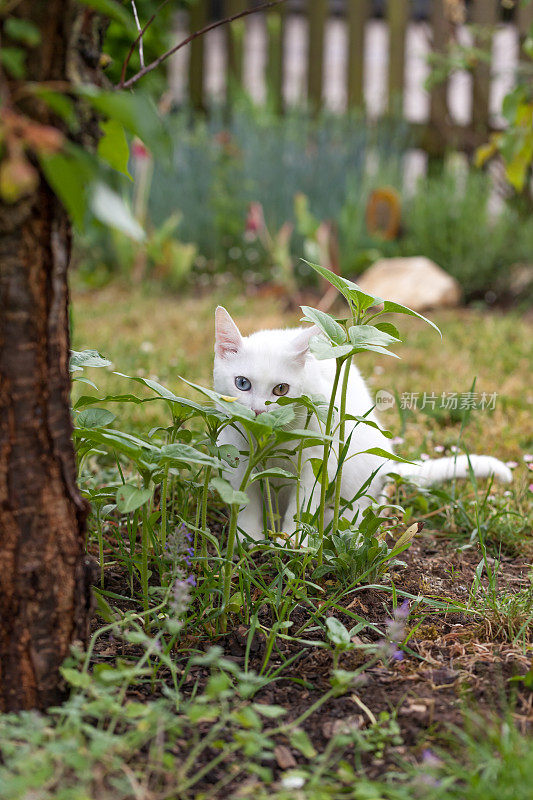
(215, 306), (243, 358)
(291, 325), (320, 365)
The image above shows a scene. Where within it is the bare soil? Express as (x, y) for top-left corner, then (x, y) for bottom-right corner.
(91, 533), (533, 794)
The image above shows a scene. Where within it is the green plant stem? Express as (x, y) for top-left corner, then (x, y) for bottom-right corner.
(264, 477), (276, 533)
(317, 358), (343, 565)
(160, 465), (169, 549)
(141, 501), (150, 612)
(295, 409), (312, 539)
(220, 456), (256, 632)
(96, 505), (104, 589)
(200, 466), (212, 562)
(331, 356), (353, 535)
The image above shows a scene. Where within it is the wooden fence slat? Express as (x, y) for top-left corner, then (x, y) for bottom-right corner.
(347, 0), (370, 109)
(471, 0), (498, 132)
(266, 4), (286, 114)
(386, 0), (408, 115)
(225, 0), (247, 99)
(188, 0), (207, 112)
(307, 0), (328, 112)
(429, 0), (450, 154)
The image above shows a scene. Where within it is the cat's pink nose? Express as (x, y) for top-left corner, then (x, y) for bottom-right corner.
(254, 409), (265, 416)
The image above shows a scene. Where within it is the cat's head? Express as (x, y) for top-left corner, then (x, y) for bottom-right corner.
(213, 306), (318, 416)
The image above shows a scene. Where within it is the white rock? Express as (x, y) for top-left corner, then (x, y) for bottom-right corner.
(357, 257), (462, 311)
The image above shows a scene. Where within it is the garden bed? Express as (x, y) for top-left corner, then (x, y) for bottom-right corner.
(88, 528), (532, 797)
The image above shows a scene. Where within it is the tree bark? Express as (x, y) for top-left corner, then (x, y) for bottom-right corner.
(0, 1), (101, 711)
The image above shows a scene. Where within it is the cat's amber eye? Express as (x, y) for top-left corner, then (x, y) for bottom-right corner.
(273, 383), (289, 396)
(235, 376), (251, 391)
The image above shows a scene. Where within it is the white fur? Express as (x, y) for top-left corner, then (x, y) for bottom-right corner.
(213, 307), (512, 543)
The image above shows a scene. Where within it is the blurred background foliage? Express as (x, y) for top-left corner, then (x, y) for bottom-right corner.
(74, 103), (533, 302)
(71, 0), (533, 306)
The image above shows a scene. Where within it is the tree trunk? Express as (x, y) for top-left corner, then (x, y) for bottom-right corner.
(0, 1), (101, 711)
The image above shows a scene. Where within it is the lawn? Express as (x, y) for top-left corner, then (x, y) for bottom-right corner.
(2, 283), (531, 800)
(72, 284), (533, 463)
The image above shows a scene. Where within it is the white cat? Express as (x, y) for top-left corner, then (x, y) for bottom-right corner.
(213, 306), (512, 543)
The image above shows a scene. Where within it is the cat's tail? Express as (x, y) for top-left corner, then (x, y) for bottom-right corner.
(390, 455), (512, 486)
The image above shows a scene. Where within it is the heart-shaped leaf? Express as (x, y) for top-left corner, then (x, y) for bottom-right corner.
(77, 407), (116, 429)
(116, 484), (152, 513)
(210, 477), (249, 507)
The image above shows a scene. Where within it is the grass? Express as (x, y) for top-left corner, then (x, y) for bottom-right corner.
(71, 284), (533, 461)
(1, 281), (530, 799)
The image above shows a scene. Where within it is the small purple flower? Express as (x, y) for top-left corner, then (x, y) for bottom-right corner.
(392, 649), (404, 661)
(380, 601), (409, 662)
(165, 524), (196, 627)
(422, 749), (443, 768)
(171, 577), (192, 617)
(395, 600), (410, 619)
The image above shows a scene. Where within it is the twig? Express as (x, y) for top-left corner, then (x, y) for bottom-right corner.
(119, 0), (171, 88)
(118, 0), (288, 91)
(130, 1), (145, 68)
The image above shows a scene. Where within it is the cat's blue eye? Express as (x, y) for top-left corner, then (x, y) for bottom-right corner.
(235, 376), (251, 391)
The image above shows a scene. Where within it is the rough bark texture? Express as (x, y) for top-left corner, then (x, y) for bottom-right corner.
(0, 0), (102, 711)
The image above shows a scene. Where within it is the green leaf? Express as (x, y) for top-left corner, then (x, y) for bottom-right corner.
(348, 324), (399, 349)
(98, 119), (132, 178)
(262, 404), (296, 429)
(72, 376), (98, 390)
(159, 443), (221, 468)
(374, 321), (401, 340)
(70, 349), (112, 371)
(32, 89), (78, 130)
(304, 260), (441, 335)
(217, 444), (240, 467)
(300, 306), (346, 344)
(90, 182), (145, 241)
(0, 47), (26, 78)
(124, 702), (151, 718)
(80, 89), (171, 158)
(210, 477), (249, 507)
(358, 447), (414, 464)
(249, 467), (296, 483)
(502, 86), (525, 124)
(116, 484), (153, 513)
(76, 407), (116, 429)
(252, 703), (287, 719)
(80, 428), (158, 466)
(303, 260), (378, 311)
(326, 617), (351, 647)
(60, 667), (92, 689)
(39, 147), (94, 229)
(227, 592), (244, 612)
(181, 378), (256, 421)
(114, 374), (214, 419)
(4, 18), (41, 46)
(93, 589), (118, 623)
(289, 727), (317, 759)
(381, 301), (441, 336)
(344, 414), (393, 438)
(310, 339), (354, 361)
(475, 140), (498, 169)
(78, 0), (136, 31)
(330, 669), (360, 692)
(275, 428), (330, 445)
